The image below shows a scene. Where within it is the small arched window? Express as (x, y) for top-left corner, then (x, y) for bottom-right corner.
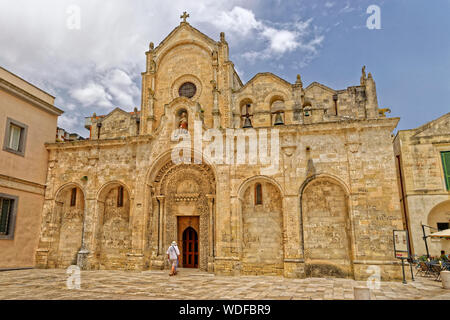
(255, 183), (262, 205)
(117, 186), (124, 207)
(240, 99), (253, 128)
(271, 98), (285, 126)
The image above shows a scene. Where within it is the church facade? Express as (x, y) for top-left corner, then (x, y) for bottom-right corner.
(35, 17), (405, 280)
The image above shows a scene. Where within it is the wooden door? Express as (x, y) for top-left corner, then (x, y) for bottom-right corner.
(182, 227), (198, 268)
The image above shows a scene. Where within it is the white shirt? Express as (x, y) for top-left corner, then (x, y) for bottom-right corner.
(166, 245), (180, 260)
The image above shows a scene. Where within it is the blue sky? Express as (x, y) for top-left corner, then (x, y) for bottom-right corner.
(0, 0), (448, 136)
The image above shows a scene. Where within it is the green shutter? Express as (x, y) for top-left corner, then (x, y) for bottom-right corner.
(0, 198), (12, 234)
(442, 151), (450, 190)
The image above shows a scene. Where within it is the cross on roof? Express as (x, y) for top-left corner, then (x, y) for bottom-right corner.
(180, 11), (190, 23)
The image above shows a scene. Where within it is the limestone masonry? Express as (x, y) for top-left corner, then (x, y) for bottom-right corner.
(35, 18), (423, 281)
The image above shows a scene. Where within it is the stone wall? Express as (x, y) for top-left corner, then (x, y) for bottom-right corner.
(241, 181), (283, 275)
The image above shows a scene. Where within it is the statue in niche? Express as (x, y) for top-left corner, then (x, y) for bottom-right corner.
(179, 112), (188, 130)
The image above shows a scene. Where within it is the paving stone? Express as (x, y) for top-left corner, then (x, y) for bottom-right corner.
(0, 269), (448, 300)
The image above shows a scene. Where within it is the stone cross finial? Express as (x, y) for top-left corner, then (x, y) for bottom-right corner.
(180, 11), (190, 23)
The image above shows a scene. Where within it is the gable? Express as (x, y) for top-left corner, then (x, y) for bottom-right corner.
(238, 73), (292, 93)
(154, 23), (217, 64)
(412, 112), (450, 138)
(304, 82), (336, 95)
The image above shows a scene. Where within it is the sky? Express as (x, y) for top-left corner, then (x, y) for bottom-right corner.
(0, 0), (448, 137)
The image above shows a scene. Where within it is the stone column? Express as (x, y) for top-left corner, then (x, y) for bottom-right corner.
(79, 197), (99, 270)
(127, 186), (145, 271)
(35, 199), (56, 268)
(206, 194), (215, 271)
(156, 196), (165, 256)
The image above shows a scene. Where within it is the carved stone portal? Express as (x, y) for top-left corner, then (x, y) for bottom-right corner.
(152, 162), (215, 271)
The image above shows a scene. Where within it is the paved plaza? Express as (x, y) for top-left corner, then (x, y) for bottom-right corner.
(0, 268), (449, 300)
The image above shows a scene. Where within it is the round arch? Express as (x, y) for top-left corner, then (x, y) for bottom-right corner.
(427, 200), (450, 229)
(146, 149), (218, 190)
(96, 180), (132, 202)
(299, 173), (350, 197)
(236, 175), (284, 200)
(54, 182), (85, 201)
(264, 91), (289, 106)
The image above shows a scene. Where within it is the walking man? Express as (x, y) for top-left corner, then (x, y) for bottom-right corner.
(167, 241), (180, 276)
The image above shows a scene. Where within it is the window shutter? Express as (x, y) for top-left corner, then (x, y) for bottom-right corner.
(442, 151), (450, 190)
(0, 198), (11, 234)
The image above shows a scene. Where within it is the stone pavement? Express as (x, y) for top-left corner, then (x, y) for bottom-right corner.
(0, 268), (449, 300)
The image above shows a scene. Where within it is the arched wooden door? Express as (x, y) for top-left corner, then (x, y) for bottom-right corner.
(182, 227), (198, 268)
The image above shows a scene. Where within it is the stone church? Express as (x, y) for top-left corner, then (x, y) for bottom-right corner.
(35, 15), (406, 280)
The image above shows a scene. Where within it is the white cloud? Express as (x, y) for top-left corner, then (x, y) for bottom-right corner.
(214, 6), (262, 35)
(0, 1), (324, 135)
(209, 6), (324, 62)
(70, 82), (113, 109)
(262, 28), (299, 53)
(58, 114), (80, 132)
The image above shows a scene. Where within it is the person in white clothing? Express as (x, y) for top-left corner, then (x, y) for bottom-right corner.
(166, 241), (180, 276)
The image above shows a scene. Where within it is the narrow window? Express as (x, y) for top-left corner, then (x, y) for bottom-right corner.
(117, 186), (124, 207)
(0, 198), (13, 235)
(70, 188), (77, 207)
(255, 183), (262, 205)
(441, 151), (450, 190)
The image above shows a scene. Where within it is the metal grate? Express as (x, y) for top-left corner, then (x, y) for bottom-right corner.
(178, 82), (196, 98)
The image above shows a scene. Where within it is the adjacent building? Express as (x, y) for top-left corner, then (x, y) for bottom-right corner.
(0, 66), (63, 269)
(394, 113), (450, 257)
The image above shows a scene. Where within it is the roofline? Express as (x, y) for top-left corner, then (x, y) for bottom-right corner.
(0, 66), (56, 99)
(411, 111), (450, 133)
(237, 72), (292, 92)
(0, 78), (63, 116)
(152, 22), (217, 54)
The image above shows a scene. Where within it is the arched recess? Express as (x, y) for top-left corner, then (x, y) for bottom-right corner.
(300, 175), (354, 278)
(427, 200), (450, 230)
(146, 150), (216, 271)
(238, 176), (284, 275)
(94, 181), (132, 270)
(48, 183), (85, 268)
(427, 200), (450, 255)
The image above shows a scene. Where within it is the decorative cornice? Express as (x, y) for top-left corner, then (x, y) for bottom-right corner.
(0, 78), (63, 116)
(0, 174), (46, 195)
